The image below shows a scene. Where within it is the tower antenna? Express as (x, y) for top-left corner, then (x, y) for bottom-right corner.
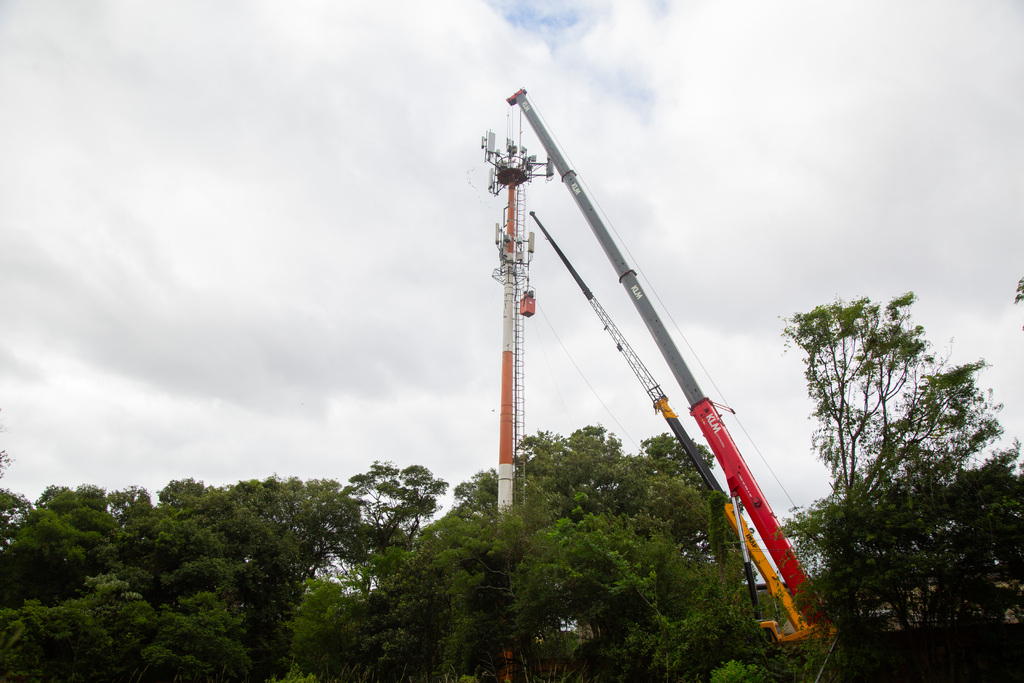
(481, 122), (552, 509)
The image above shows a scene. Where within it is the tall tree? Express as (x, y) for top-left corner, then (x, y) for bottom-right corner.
(347, 461), (448, 554)
(522, 426), (645, 520)
(3, 485), (118, 605)
(785, 294), (1023, 681)
(783, 292), (1002, 500)
(450, 469), (499, 517)
(227, 476), (361, 578)
(515, 511), (762, 681)
(0, 488), (30, 553)
(522, 428), (709, 553)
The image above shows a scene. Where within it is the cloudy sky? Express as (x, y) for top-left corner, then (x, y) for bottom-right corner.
(1, 0), (1021, 517)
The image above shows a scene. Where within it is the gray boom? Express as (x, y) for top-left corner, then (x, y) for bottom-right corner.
(507, 89), (704, 408)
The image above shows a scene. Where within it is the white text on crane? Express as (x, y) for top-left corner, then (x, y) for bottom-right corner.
(631, 284), (644, 300)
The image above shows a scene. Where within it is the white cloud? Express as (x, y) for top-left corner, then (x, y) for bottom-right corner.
(0, 0), (1021, 526)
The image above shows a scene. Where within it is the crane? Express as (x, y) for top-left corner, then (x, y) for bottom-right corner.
(529, 211), (811, 642)
(505, 87), (809, 601)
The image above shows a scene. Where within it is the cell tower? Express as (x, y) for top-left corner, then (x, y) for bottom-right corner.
(482, 126), (551, 509)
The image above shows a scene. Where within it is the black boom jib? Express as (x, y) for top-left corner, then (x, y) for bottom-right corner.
(528, 212), (718, 492)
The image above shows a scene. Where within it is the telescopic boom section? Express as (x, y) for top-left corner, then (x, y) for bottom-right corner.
(508, 88), (808, 596)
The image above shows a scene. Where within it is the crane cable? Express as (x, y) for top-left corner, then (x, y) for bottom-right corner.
(535, 304), (640, 452)
(535, 303), (719, 534)
(531, 303), (575, 430)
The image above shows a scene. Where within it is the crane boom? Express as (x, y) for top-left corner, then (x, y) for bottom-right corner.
(508, 88), (808, 597)
(529, 211), (719, 494)
(530, 211), (812, 640)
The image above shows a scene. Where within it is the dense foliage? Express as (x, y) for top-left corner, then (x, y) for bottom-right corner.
(0, 474), (369, 681)
(0, 433), (797, 682)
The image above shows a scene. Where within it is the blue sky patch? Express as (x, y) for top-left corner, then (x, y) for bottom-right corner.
(493, 0), (580, 34)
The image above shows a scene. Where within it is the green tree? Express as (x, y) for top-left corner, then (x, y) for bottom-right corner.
(142, 591), (251, 681)
(228, 476), (361, 579)
(161, 482), (304, 678)
(522, 426), (637, 520)
(347, 461), (448, 554)
(2, 485), (118, 605)
(149, 487), (237, 603)
(785, 294), (1023, 681)
(359, 544), (453, 679)
(516, 511), (763, 681)
(431, 511), (539, 677)
(791, 446), (1024, 680)
(0, 446), (23, 552)
(2, 476), (361, 682)
(0, 575), (158, 682)
(289, 577), (368, 677)
(522, 428), (710, 552)
(639, 432), (716, 490)
(783, 292), (1002, 500)
(0, 488), (30, 552)
(451, 469), (499, 517)
(103, 486), (167, 600)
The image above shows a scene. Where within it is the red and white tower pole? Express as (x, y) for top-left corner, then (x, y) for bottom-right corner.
(497, 182), (518, 508)
(482, 126), (549, 510)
